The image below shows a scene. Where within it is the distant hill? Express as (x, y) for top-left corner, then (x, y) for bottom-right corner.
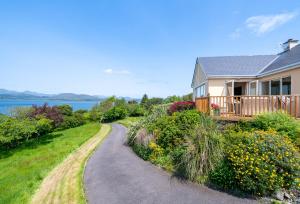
(0, 89), (139, 101)
(0, 89), (103, 101)
(52, 93), (100, 101)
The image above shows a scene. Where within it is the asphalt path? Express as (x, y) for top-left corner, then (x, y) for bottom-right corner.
(84, 123), (256, 204)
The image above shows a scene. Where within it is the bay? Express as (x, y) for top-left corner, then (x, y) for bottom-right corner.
(0, 99), (100, 115)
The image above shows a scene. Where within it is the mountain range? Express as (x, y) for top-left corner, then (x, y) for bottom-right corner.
(0, 89), (108, 101)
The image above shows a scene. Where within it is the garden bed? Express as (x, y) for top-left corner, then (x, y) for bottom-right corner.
(127, 104), (300, 203)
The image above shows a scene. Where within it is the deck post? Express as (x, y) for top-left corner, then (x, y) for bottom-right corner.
(232, 80), (234, 96)
(207, 94), (211, 116)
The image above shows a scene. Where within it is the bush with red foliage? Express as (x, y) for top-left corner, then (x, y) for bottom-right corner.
(168, 101), (195, 115)
(29, 103), (63, 127)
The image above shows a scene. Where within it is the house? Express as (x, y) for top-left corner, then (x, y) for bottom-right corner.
(191, 39), (300, 118)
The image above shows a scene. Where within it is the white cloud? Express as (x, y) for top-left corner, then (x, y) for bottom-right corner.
(104, 69), (130, 75)
(245, 12), (298, 35)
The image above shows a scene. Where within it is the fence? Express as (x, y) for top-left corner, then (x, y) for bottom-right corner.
(195, 95), (300, 118)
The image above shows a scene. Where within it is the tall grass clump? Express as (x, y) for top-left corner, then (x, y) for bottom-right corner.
(127, 104), (169, 145)
(178, 115), (223, 183)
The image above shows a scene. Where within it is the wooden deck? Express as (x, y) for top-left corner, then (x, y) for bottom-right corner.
(196, 95), (300, 119)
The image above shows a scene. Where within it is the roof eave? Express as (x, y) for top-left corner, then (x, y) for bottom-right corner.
(207, 75), (256, 79)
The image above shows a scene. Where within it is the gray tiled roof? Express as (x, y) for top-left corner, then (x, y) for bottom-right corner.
(197, 55), (277, 76)
(260, 44), (300, 74)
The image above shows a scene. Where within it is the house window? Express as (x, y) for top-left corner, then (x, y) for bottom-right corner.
(196, 84), (206, 97)
(282, 76), (291, 95)
(250, 82), (257, 95)
(261, 81), (270, 95)
(259, 76), (291, 96)
(271, 79), (280, 95)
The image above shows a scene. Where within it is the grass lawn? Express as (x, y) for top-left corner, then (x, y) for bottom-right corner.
(116, 116), (143, 127)
(0, 123), (101, 204)
(31, 124), (111, 204)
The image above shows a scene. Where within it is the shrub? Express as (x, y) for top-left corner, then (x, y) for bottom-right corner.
(29, 103), (63, 128)
(0, 114), (9, 123)
(209, 159), (236, 190)
(58, 114), (86, 130)
(144, 97), (164, 110)
(0, 118), (38, 147)
(127, 104), (168, 146)
(178, 118), (223, 183)
(56, 104), (73, 116)
(225, 130), (300, 196)
(74, 109), (88, 114)
(148, 142), (174, 171)
(128, 104), (145, 117)
(88, 108), (103, 122)
(36, 117), (53, 135)
(252, 112), (300, 146)
(132, 143), (152, 160)
(148, 116), (181, 150)
(168, 101), (195, 115)
(102, 106), (128, 122)
(9, 106), (33, 119)
(147, 110), (201, 151)
(174, 110), (201, 136)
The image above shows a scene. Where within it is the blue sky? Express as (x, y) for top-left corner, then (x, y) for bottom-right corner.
(0, 0), (299, 98)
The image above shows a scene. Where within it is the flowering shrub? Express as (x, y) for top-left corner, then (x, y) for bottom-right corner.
(225, 130), (300, 196)
(29, 103), (63, 128)
(168, 101), (195, 115)
(148, 141), (173, 171)
(211, 103), (220, 110)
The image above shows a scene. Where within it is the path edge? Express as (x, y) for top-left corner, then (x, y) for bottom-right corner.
(81, 124), (112, 204)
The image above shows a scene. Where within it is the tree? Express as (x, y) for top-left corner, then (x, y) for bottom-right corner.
(56, 104), (73, 116)
(128, 100), (138, 104)
(98, 96), (116, 112)
(115, 98), (127, 107)
(140, 94), (149, 106)
(182, 93), (193, 101)
(163, 95), (181, 104)
(145, 97), (164, 110)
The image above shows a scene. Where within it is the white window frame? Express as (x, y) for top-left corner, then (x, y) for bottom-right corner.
(196, 83), (206, 98)
(259, 75), (291, 96)
(249, 80), (258, 96)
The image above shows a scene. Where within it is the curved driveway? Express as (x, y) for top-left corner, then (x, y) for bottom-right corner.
(84, 124), (256, 204)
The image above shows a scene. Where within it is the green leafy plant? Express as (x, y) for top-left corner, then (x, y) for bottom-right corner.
(225, 130), (300, 196)
(56, 104), (73, 116)
(209, 159), (236, 190)
(178, 119), (224, 183)
(127, 104), (145, 117)
(102, 106), (128, 122)
(36, 117), (53, 135)
(251, 112), (300, 147)
(0, 118), (38, 148)
(132, 143), (152, 160)
(127, 104), (169, 145)
(148, 142), (174, 171)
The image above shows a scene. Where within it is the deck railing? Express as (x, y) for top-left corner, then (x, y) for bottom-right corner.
(195, 95), (300, 118)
